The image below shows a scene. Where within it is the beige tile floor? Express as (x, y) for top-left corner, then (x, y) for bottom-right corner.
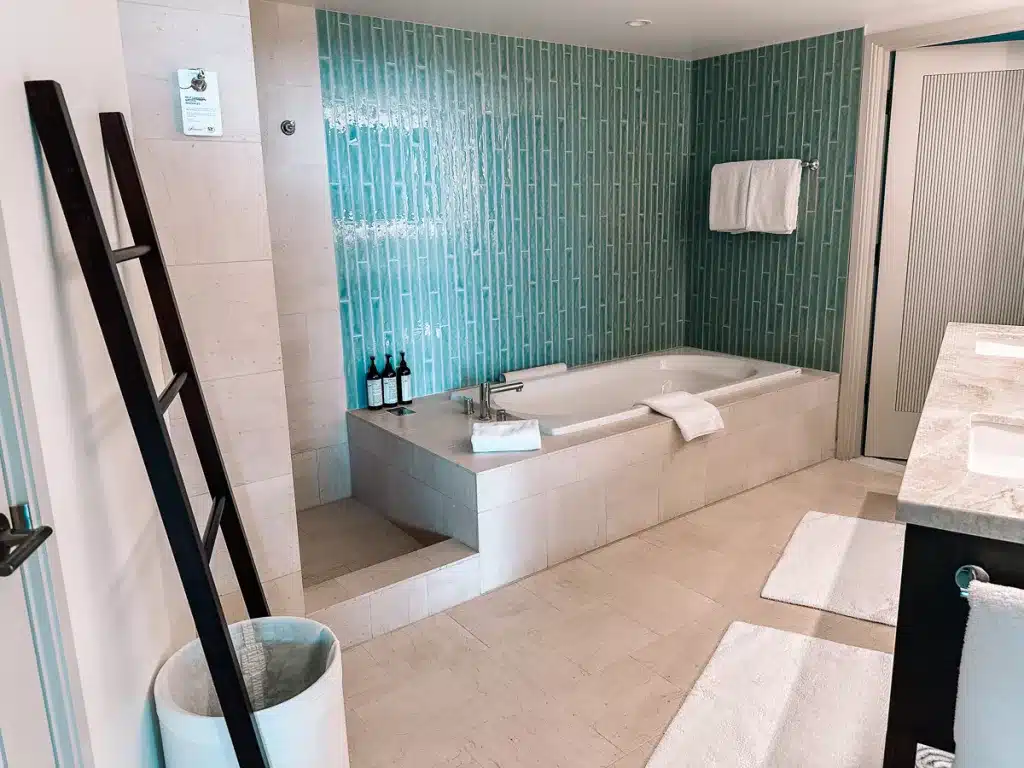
(299, 498), (423, 587)
(340, 459), (903, 768)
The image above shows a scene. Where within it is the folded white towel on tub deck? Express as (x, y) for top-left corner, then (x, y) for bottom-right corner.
(471, 419), (542, 453)
(709, 161), (753, 233)
(954, 580), (1024, 767)
(639, 391), (724, 441)
(747, 159), (802, 234)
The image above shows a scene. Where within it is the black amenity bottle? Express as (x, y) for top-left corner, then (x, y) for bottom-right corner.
(382, 353), (399, 407)
(397, 351), (412, 405)
(366, 356), (384, 410)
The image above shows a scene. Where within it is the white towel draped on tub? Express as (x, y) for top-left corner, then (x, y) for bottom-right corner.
(639, 391), (724, 441)
(709, 159), (803, 234)
(954, 580), (1024, 767)
(471, 419), (542, 453)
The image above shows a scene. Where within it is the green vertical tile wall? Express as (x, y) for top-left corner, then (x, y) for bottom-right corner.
(687, 29), (863, 372)
(317, 11), (693, 407)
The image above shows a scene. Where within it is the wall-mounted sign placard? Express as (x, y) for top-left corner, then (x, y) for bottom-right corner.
(177, 68), (222, 137)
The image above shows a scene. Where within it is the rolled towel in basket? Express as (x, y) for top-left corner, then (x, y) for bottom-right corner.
(471, 419), (542, 453)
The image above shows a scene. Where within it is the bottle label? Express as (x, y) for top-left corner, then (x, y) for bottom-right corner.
(383, 377), (398, 405)
(400, 375), (411, 400)
(367, 380), (383, 407)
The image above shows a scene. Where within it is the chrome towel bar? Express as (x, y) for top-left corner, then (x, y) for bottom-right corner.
(955, 564), (990, 598)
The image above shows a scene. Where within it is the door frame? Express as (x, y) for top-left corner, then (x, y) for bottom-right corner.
(0, 211), (88, 765)
(836, 6), (1024, 459)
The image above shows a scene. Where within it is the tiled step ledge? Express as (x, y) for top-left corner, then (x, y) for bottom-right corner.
(305, 538), (480, 649)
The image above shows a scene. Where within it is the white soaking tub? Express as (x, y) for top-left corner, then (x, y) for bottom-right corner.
(492, 352), (801, 435)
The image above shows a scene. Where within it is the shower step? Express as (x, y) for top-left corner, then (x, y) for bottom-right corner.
(304, 539), (479, 648)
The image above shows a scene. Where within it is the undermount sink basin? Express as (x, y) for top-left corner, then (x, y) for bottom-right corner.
(975, 336), (1024, 359)
(969, 416), (1024, 480)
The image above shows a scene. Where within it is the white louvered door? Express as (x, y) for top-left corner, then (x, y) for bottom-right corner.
(865, 43), (1024, 460)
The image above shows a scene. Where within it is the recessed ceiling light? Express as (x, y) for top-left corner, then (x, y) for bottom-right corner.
(625, 19), (652, 27)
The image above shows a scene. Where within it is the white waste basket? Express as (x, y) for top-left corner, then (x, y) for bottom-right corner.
(154, 617), (348, 767)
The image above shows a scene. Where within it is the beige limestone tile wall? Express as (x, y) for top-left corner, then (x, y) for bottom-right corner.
(250, 0), (351, 510)
(117, 0), (302, 610)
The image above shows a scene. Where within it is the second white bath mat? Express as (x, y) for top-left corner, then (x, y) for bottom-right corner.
(646, 622), (892, 767)
(761, 511), (904, 626)
(646, 622), (951, 768)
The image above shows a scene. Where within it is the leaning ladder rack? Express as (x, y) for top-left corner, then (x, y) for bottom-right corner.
(25, 79), (271, 767)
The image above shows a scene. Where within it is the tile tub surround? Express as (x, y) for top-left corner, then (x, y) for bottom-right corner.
(899, 323), (1024, 544)
(349, 365), (839, 592)
(318, 11), (693, 409)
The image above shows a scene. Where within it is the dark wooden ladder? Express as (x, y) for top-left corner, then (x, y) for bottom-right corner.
(25, 79), (271, 768)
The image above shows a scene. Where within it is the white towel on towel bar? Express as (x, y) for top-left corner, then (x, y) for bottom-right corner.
(709, 161), (753, 233)
(639, 391), (724, 441)
(709, 159), (803, 234)
(954, 580), (1024, 767)
(747, 159), (802, 234)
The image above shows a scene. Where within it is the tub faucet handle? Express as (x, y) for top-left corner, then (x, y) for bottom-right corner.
(453, 394), (475, 416)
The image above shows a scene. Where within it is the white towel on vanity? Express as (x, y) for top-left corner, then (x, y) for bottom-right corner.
(747, 159), (802, 234)
(709, 161), (753, 233)
(502, 363), (567, 382)
(471, 419), (542, 453)
(639, 391), (724, 441)
(953, 581), (1024, 767)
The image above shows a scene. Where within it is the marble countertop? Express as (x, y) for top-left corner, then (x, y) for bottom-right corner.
(898, 322), (1024, 544)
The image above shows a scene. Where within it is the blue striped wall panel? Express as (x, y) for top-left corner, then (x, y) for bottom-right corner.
(317, 11), (693, 407)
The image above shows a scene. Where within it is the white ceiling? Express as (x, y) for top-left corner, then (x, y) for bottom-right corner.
(312, 0), (1019, 59)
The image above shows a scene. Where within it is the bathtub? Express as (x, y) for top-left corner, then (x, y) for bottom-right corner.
(491, 352), (802, 435)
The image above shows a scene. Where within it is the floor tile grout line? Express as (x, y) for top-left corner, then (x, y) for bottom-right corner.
(444, 612), (495, 651)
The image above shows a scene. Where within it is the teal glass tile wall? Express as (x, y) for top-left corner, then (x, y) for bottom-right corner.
(317, 11), (693, 407)
(687, 29), (864, 372)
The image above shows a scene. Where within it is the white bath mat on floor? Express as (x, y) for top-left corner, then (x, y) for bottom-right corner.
(761, 511), (904, 626)
(646, 622), (892, 767)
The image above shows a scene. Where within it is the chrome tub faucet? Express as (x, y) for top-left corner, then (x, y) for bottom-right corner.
(478, 380), (523, 421)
